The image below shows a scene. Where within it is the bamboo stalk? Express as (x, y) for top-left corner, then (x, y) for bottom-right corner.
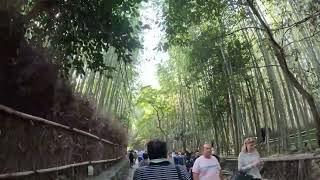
(0, 104), (119, 146)
(0, 157), (123, 178)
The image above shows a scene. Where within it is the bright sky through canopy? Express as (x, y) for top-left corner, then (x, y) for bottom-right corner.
(137, 0), (169, 89)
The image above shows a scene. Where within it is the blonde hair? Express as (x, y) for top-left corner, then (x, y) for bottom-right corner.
(241, 137), (256, 153)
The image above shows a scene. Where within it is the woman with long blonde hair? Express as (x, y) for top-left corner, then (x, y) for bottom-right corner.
(237, 137), (263, 180)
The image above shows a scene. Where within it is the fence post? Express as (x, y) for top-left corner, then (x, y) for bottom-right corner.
(298, 159), (304, 180)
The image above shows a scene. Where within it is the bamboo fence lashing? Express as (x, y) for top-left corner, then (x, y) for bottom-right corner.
(0, 157), (123, 179)
(0, 104), (119, 146)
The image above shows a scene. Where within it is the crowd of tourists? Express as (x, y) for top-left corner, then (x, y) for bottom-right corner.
(128, 150), (149, 167)
(129, 137), (263, 180)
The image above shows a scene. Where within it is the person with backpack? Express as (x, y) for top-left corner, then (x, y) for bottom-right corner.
(185, 151), (194, 173)
(133, 139), (191, 180)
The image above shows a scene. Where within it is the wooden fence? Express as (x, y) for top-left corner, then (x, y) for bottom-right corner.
(0, 104), (124, 179)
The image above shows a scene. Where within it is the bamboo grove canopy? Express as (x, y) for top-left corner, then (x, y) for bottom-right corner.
(132, 0), (320, 155)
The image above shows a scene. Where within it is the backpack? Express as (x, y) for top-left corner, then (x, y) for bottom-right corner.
(185, 158), (194, 170)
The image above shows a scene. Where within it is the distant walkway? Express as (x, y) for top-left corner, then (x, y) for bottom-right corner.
(86, 159), (133, 180)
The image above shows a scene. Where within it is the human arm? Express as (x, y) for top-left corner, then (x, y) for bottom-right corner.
(219, 171), (223, 180)
(238, 152), (262, 171)
(192, 158), (200, 180)
(217, 159), (223, 180)
(239, 162), (258, 171)
(238, 153), (256, 171)
(193, 173), (200, 180)
(256, 152), (264, 169)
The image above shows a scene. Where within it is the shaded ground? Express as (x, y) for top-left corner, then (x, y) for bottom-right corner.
(126, 160), (138, 180)
(86, 159), (137, 180)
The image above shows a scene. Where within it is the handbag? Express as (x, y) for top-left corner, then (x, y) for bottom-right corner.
(235, 171), (254, 180)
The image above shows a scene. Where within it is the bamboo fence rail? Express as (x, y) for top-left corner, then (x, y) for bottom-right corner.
(0, 157), (123, 178)
(0, 104), (119, 146)
(0, 104), (125, 178)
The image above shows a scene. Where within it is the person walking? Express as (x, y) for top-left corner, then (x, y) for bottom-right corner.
(186, 151), (196, 180)
(129, 150), (135, 167)
(237, 137), (263, 180)
(177, 152), (185, 166)
(134, 151), (138, 162)
(173, 151), (179, 165)
(133, 139), (191, 180)
(137, 150), (144, 162)
(192, 144), (222, 180)
(185, 151), (194, 173)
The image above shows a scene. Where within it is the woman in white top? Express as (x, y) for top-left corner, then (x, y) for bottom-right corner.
(238, 137), (263, 180)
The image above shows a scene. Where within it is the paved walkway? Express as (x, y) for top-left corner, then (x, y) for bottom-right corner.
(86, 159), (137, 180)
(87, 159), (134, 180)
(126, 160), (138, 180)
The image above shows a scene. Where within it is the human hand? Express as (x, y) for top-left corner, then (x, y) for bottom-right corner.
(256, 161), (264, 168)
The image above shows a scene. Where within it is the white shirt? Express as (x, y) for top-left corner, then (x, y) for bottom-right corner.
(192, 155), (221, 180)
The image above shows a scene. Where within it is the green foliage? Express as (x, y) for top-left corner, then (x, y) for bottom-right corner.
(130, 0), (320, 153)
(136, 86), (172, 124)
(25, 0), (143, 74)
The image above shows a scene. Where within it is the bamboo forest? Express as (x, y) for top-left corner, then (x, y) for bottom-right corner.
(0, 0), (320, 179)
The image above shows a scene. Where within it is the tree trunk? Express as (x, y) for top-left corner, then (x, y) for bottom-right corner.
(247, 0), (320, 147)
(220, 45), (241, 155)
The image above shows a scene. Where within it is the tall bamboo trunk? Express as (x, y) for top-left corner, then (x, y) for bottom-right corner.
(247, 0), (320, 147)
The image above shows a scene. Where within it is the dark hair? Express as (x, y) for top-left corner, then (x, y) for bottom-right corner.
(142, 153), (149, 159)
(186, 151), (191, 158)
(147, 139), (167, 160)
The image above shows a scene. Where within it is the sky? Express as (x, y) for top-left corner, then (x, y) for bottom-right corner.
(136, 0), (169, 89)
